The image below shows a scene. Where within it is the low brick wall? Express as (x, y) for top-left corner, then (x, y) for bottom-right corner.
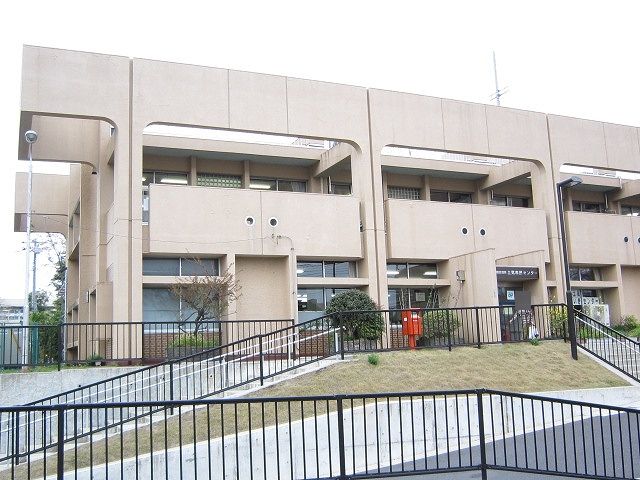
(142, 332), (221, 361)
(297, 330), (332, 357)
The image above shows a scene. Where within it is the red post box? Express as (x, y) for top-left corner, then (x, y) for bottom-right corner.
(401, 308), (423, 349)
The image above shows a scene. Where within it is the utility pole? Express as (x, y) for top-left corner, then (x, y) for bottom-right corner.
(31, 240), (42, 312)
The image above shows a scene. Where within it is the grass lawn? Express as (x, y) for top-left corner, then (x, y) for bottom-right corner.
(252, 340), (628, 397)
(14, 340), (629, 478)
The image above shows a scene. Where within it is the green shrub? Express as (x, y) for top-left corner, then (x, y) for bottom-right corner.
(367, 353), (380, 366)
(622, 315), (639, 331)
(549, 306), (568, 333)
(530, 338), (540, 346)
(30, 310), (61, 364)
(422, 310), (461, 341)
(326, 290), (384, 340)
(86, 353), (103, 366)
(169, 334), (219, 349)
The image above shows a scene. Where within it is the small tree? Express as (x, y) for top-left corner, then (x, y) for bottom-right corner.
(170, 260), (240, 334)
(326, 290), (384, 340)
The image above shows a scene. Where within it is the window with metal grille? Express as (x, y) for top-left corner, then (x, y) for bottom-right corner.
(197, 173), (242, 188)
(388, 186), (421, 200)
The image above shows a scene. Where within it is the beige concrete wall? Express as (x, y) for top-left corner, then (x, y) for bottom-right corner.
(14, 172), (69, 235)
(15, 45), (640, 330)
(565, 211), (636, 265)
(386, 200), (548, 262)
(148, 184), (362, 258)
(621, 267), (640, 319)
(235, 257), (290, 321)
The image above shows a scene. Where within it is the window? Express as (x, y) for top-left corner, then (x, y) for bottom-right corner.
(142, 287), (217, 331)
(491, 195), (530, 208)
(297, 287), (351, 322)
(249, 177), (307, 192)
(388, 287), (438, 323)
(621, 205), (640, 216)
(197, 173), (241, 188)
(569, 266), (601, 282)
(142, 171), (189, 224)
(430, 190), (472, 203)
(143, 257), (220, 276)
(387, 262), (437, 279)
(330, 182), (351, 195)
(388, 186), (421, 200)
(573, 201), (605, 213)
(296, 260), (357, 278)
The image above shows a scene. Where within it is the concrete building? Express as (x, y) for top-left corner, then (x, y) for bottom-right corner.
(13, 46), (640, 358)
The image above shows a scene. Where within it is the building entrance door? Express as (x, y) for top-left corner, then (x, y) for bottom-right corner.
(498, 285), (524, 341)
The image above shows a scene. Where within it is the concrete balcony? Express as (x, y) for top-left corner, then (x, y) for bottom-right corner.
(148, 184), (362, 258)
(14, 172), (69, 235)
(566, 211), (639, 265)
(385, 199), (549, 261)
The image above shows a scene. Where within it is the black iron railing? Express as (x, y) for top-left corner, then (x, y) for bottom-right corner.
(1, 388), (638, 479)
(325, 303), (566, 355)
(0, 319), (294, 370)
(576, 310), (640, 382)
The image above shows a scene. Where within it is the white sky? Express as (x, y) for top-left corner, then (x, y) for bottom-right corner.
(1, 0), (639, 300)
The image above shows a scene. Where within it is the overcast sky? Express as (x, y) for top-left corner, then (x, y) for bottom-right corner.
(1, 0), (639, 301)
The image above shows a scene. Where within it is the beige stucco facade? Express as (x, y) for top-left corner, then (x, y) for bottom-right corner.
(14, 46), (640, 339)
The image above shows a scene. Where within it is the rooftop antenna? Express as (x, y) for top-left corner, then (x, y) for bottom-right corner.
(490, 50), (508, 106)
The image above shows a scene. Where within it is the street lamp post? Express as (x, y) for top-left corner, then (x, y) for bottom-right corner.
(556, 175), (582, 361)
(23, 129), (38, 368)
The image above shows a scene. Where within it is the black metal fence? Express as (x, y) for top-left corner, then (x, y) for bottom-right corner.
(1, 388), (638, 479)
(576, 310), (640, 382)
(332, 304), (567, 354)
(1, 305), (566, 370)
(0, 319), (295, 370)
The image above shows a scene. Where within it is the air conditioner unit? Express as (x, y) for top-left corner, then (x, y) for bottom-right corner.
(583, 304), (610, 327)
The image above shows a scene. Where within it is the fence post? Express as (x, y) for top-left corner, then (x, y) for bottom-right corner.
(14, 411), (20, 465)
(446, 310), (452, 352)
(477, 391), (488, 480)
(57, 406), (65, 479)
(258, 334), (264, 386)
(336, 396), (347, 480)
(57, 323), (64, 371)
(169, 362), (175, 415)
(340, 314), (345, 361)
(475, 307), (481, 349)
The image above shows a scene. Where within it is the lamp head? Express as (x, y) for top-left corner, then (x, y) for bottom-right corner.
(558, 176), (583, 189)
(24, 130), (38, 144)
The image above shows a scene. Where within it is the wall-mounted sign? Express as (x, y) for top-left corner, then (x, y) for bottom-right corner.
(496, 266), (539, 281)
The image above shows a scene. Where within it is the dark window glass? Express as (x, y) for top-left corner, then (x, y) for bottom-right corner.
(297, 262), (324, 278)
(491, 195), (507, 206)
(142, 171), (154, 186)
(510, 197), (529, 208)
(325, 261), (355, 278)
(143, 288), (180, 324)
(277, 180), (307, 192)
(325, 288), (349, 305)
(154, 172), (188, 185)
(331, 183), (351, 195)
(181, 258), (219, 276)
(408, 263), (437, 279)
(622, 205), (640, 216)
(450, 192), (472, 203)
(582, 203), (603, 213)
(569, 268), (580, 281)
(143, 258), (180, 276)
(430, 190), (449, 202)
(297, 288), (325, 311)
(579, 268), (595, 281)
(249, 178), (277, 190)
(387, 263), (408, 278)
